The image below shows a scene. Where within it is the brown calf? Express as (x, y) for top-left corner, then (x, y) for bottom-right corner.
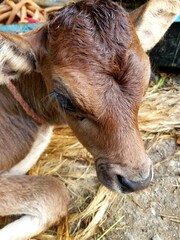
(0, 0), (179, 239)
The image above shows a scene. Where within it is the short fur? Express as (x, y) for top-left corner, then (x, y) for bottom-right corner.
(0, 0), (178, 239)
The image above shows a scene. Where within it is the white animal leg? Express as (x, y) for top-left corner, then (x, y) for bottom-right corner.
(0, 175), (69, 240)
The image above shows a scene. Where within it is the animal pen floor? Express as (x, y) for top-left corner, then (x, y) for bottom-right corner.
(0, 75), (179, 240)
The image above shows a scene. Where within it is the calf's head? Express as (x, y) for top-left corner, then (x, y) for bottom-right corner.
(45, 0), (152, 193)
(1, 0), (179, 193)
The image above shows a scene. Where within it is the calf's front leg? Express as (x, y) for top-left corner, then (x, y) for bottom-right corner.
(0, 175), (69, 240)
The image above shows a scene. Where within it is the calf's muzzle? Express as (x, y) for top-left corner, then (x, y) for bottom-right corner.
(96, 162), (153, 193)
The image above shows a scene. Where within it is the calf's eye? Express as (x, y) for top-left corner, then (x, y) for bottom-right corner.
(50, 91), (76, 112)
(50, 91), (86, 121)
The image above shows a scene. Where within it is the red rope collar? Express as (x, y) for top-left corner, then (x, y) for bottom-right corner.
(7, 80), (45, 125)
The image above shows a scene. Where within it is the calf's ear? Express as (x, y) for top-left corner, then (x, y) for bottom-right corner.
(130, 0), (180, 51)
(0, 32), (37, 84)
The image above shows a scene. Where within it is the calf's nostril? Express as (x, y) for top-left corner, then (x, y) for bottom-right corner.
(117, 175), (135, 193)
(117, 168), (152, 193)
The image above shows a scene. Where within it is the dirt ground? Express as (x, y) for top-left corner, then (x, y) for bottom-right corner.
(100, 137), (180, 240)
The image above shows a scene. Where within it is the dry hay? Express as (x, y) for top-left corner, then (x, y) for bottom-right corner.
(1, 80), (180, 239)
(139, 82), (180, 134)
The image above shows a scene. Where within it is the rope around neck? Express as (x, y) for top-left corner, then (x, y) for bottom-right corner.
(7, 80), (45, 125)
